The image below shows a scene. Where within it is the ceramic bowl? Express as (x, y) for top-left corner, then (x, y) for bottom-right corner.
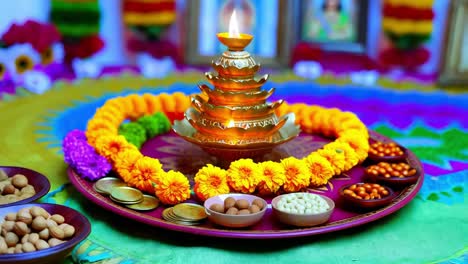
(204, 194), (267, 228)
(271, 193), (335, 227)
(339, 183), (395, 209)
(0, 203), (91, 264)
(0, 166), (51, 207)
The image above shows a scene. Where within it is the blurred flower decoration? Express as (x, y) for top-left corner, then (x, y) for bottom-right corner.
(293, 61), (323, 80)
(0, 20), (62, 78)
(18, 70), (52, 94)
(49, 0), (104, 63)
(136, 53), (175, 78)
(379, 0), (434, 69)
(72, 58), (102, 79)
(350, 70), (379, 86)
(123, 0), (179, 62)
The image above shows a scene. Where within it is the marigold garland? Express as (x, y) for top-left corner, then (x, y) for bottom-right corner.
(84, 93), (369, 204)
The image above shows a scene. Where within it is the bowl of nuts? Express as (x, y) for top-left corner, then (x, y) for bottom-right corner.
(367, 141), (407, 163)
(0, 167), (50, 207)
(204, 194), (267, 228)
(271, 193), (335, 227)
(365, 162), (420, 187)
(339, 183), (394, 209)
(0, 203), (91, 264)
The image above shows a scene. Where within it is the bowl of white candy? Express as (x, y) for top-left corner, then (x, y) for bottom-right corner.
(271, 192), (335, 227)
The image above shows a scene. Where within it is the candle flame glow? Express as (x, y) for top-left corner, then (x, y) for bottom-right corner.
(228, 10), (240, 38)
(227, 119), (235, 128)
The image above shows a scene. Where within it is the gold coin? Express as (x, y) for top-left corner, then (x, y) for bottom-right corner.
(126, 195), (159, 211)
(94, 177), (126, 195)
(172, 203), (207, 221)
(110, 195), (143, 205)
(162, 208), (202, 225)
(110, 186), (143, 204)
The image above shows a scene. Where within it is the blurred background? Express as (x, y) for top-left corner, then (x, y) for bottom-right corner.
(0, 0), (467, 91)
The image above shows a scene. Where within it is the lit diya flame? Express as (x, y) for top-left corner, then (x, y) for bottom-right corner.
(227, 119), (235, 128)
(217, 10), (253, 50)
(229, 10), (240, 38)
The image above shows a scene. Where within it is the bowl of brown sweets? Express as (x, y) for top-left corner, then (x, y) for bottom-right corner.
(204, 194), (267, 228)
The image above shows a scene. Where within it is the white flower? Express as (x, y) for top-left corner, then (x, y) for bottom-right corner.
(50, 42), (65, 64)
(0, 49), (11, 80)
(20, 70), (52, 94)
(293, 61), (323, 80)
(136, 53), (175, 79)
(4, 43), (40, 79)
(350, 70), (379, 86)
(72, 58), (102, 79)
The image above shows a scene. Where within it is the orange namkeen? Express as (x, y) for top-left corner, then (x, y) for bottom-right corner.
(85, 93), (369, 204)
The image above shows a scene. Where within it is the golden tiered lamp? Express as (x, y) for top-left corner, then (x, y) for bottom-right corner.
(173, 11), (300, 162)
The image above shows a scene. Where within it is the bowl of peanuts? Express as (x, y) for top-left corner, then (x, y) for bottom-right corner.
(339, 183), (395, 209)
(365, 162), (420, 187)
(0, 166), (50, 207)
(0, 203), (91, 264)
(204, 194), (267, 228)
(367, 141), (407, 163)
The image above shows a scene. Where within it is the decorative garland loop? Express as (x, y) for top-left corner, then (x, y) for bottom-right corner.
(84, 92), (369, 204)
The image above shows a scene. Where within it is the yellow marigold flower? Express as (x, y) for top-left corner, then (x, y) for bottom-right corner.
(281, 157), (310, 192)
(129, 156), (163, 193)
(95, 135), (137, 161)
(93, 109), (123, 126)
(324, 142), (359, 171)
(114, 149), (143, 183)
(227, 159), (261, 193)
(304, 153), (334, 187)
(257, 161), (286, 195)
(155, 170), (191, 205)
(143, 93), (162, 115)
(194, 164), (230, 201)
(317, 147), (346, 175)
(336, 130), (369, 162)
(275, 101), (290, 117)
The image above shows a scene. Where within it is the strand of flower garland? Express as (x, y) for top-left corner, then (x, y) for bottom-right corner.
(77, 92), (369, 205)
(118, 112), (171, 148)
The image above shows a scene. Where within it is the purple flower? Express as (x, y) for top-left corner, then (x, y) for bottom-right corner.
(62, 129), (112, 181)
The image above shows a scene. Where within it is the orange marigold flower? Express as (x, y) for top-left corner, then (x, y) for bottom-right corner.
(86, 129), (113, 147)
(126, 94), (148, 120)
(95, 135), (137, 161)
(154, 170), (191, 205)
(304, 153), (334, 187)
(336, 130), (369, 162)
(158, 93), (176, 113)
(317, 147), (346, 175)
(281, 157), (310, 192)
(172, 92), (190, 114)
(227, 159), (261, 193)
(143, 93), (162, 115)
(275, 101), (290, 117)
(194, 164), (229, 201)
(129, 156), (164, 193)
(257, 161), (286, 195)
(86, 119), (118, 134)
(93, 109), (123, 126)
(113, 149), (143, 183)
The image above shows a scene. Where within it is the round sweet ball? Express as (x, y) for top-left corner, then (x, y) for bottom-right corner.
(235, 199), (249, 210)
(224, 197), (236, 209)
(252, 199), (264, 210)
(11, 174), (28, 189)
(209, 203), (224, 213)
(225, 207), (238, 215)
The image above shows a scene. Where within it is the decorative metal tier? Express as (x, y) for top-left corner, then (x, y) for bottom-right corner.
(173, 33), (300, 162)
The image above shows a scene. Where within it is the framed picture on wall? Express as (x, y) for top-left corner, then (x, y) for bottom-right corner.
(296, 0), (369, 53)
(185, 0), (294, 66)
(438, 0), (468, 87)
